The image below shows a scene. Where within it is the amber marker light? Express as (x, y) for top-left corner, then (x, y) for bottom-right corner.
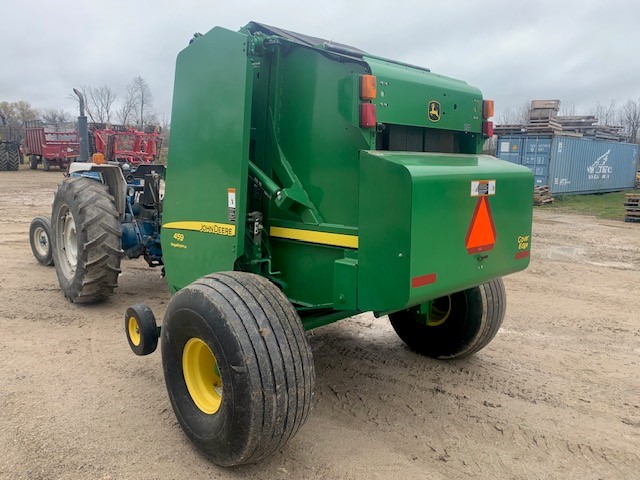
(483, 99), (494, 119)
(360, 74), (377, 100)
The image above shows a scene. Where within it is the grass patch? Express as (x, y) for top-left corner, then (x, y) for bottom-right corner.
(544, 190), (636, 220)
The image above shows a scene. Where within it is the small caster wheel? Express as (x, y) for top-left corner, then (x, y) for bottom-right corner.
(126, 304), (159, 356)
(29, 216), (54, 266)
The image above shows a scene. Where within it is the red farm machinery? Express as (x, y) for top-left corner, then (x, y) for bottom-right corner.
(89, 123), (162, 165)
(25, 119), (162, 171)
(25, 120), (80, 171)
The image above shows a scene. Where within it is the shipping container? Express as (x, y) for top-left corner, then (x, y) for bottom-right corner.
(496, 135), (524, 165)
(496, 135), (639, 194)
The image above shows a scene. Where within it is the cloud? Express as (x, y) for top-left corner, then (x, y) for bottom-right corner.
(1, 0), (638, 120)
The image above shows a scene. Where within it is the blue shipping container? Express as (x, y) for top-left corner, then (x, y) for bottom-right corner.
(495, 135), (639, 194)
(522, 137), (552, 187)
(496, 135), (524, 165)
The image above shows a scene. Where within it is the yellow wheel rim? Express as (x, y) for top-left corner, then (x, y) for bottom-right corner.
(428, 296), (452, 327)
(182, 338), (223, 414)
(128, 316), (141, 346)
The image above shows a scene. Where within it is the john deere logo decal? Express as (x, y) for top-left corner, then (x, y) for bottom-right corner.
(428, 100), (441, 122)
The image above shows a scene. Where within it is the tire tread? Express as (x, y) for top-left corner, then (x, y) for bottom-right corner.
(164, 272), (314, 466)
(51, 177), (122, 303)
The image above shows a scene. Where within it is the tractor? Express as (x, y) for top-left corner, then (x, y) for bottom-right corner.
(32, 23), (533, 466)
(0, 115), (21, 171)
(29, 89), (163, 286)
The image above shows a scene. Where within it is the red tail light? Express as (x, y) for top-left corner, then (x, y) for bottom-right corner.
(360, 103), (377, 128)
(482, 120), (494, 137)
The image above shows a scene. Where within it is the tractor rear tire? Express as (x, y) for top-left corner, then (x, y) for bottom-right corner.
(161, 272), (315, 466)
(389, 278), (506, 359)
(42, 157), (51, 171)
(29, 216), (54, 266)
(0, 145), (7, 171)
(51, 177), (122, 303)
(30, 155), (38, 170)
(7, 145), (20, 171)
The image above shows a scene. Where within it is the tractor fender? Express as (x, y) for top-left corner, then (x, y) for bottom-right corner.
(68, 163), (127, 219)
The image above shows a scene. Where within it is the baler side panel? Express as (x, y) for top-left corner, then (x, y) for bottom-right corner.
(161, 27), (253, 292)
(272, 46), (370, 227)
(262, 45), (369, 306)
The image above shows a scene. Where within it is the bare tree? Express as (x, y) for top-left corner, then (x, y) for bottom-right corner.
(0, 100), (39, 142)
(620, 98), (640, 144)
(158, 112), (171, 132)
(156, 112), (171, 164)
(116, 82), (137, 125)
(559, 103), (577, 116)
(69, 85), (118, 123)
(496, 100), (530, 125)
(88, 85), (117, 123)
(41, 108), (72, 126)
(497, 106), (519, 125)
(590, 100), (617, 125)
(0, 100), (39, 126)
(128, 76), (155, 128)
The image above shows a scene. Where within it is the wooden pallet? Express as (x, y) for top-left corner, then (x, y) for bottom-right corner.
(534, 186), (554, 206)
(624, 194), (640, 222)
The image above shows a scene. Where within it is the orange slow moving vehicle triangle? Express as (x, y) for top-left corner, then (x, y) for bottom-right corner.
(465, 196), (496, 254)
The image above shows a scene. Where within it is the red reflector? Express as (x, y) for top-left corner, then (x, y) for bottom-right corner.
(360, 103), (377, 128)
(411, 273), (437, 288)
(482, 120), (494, 137)
(515, 251), (530, 260)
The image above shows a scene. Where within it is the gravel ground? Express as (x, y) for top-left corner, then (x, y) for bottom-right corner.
(0, 167), (639, 479)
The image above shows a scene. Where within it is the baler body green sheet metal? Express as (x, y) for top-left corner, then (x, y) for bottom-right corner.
(160, 23), (533, 328)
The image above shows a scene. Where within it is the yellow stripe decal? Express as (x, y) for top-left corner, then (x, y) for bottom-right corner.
(270, 226), (358, 248)
(163, 221), (236, 237)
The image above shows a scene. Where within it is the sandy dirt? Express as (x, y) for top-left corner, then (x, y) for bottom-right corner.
(0, 167), (639, 480)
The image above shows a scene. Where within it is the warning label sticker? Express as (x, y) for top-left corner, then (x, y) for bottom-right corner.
(228, 187), (236, 222)
(471, 180), (496, 197)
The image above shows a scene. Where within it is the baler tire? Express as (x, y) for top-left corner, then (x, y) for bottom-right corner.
(389, 277), (506, 359)
(29, 155), (38, 170)
(51, 177), (122, 303)
(0, 145), (7, 171)
(29, 216), (54, 266)
(42, 157), (51, 171)
(161, 272), (315, 467)
(7, 145), (20, 171)
(125, 304), (158, 356)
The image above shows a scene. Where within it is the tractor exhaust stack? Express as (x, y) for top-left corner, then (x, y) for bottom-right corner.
(73, 88), (90, 163)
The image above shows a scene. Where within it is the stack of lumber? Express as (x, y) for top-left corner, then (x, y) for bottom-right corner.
(527, 117), (562, 132)
(555, 116), (626, 141)
(623, 194), (640, 223)
(534, 186), (554, 205)
(495, 100), (629, 142)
